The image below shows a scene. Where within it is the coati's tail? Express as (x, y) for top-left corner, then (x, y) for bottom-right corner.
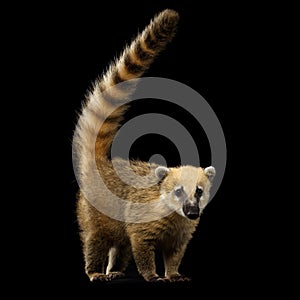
(101, 9), (179, 90)
(74, 9), (179, 171)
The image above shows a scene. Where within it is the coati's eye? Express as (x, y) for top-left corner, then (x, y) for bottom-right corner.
(195, 186), (203, 197)
(174, 187), (183, 197)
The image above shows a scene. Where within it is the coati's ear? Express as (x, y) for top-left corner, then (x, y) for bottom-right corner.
(204, 166), (216, 181)
(155, 166), (170, 181)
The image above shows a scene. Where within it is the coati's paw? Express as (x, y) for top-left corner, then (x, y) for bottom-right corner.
(89, 273), (108, 282)
(107, 271), (125, 280)
(148, 275), (169, 282)
(169, 274), (191, 282)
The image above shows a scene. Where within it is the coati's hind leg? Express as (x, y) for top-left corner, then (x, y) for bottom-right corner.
(106, 244), (132, 280)
(83, 233), (111, 282)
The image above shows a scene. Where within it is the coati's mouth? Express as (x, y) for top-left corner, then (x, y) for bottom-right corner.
(183, 205), (200, 220)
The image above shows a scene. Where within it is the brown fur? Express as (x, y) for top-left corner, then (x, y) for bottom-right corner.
(75, 9), (215, 282)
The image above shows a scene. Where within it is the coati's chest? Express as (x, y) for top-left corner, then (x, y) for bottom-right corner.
(157, 214), (198, 250)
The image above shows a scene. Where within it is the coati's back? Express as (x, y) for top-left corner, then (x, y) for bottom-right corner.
(75, 9), (216, 282)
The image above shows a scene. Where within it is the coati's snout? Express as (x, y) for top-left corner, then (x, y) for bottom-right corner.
(183, 203), (200, 220)
(181, 185), (202, 219)
(172, 185), (203, 220)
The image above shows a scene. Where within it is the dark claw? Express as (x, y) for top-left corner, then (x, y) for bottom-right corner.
(90, 273), (108, 282)
(148, 275), (160, 282)
(156, 277), (170, 282)
(148, 276), (169, 282)
(107, 272), (125, 280)
(169, 275), (191, 282)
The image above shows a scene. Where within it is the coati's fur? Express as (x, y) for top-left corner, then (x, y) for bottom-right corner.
(75, 9), (216, 282)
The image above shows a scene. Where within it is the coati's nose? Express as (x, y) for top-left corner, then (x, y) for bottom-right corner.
(186, 211), (199, 220)
(183, 205), (199, 220)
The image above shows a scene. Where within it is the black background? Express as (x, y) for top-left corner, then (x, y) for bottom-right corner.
(9, 1), (271, 297)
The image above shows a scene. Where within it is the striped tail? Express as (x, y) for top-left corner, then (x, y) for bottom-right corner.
(73, 9), (179, 177)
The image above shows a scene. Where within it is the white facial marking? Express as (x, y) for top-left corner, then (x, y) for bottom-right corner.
(177, 207), (185, 217)
(174, 185), (182, 191)
(174, 186), (184, 198)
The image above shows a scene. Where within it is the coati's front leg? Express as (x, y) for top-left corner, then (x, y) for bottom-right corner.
(163, 242), (191, 282)
(130, 236), (164, 282)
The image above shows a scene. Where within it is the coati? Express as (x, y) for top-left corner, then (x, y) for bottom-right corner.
(74, 9), (216, 282)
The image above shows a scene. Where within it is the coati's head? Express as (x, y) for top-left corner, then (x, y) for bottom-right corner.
(155, 165), (216, 220)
